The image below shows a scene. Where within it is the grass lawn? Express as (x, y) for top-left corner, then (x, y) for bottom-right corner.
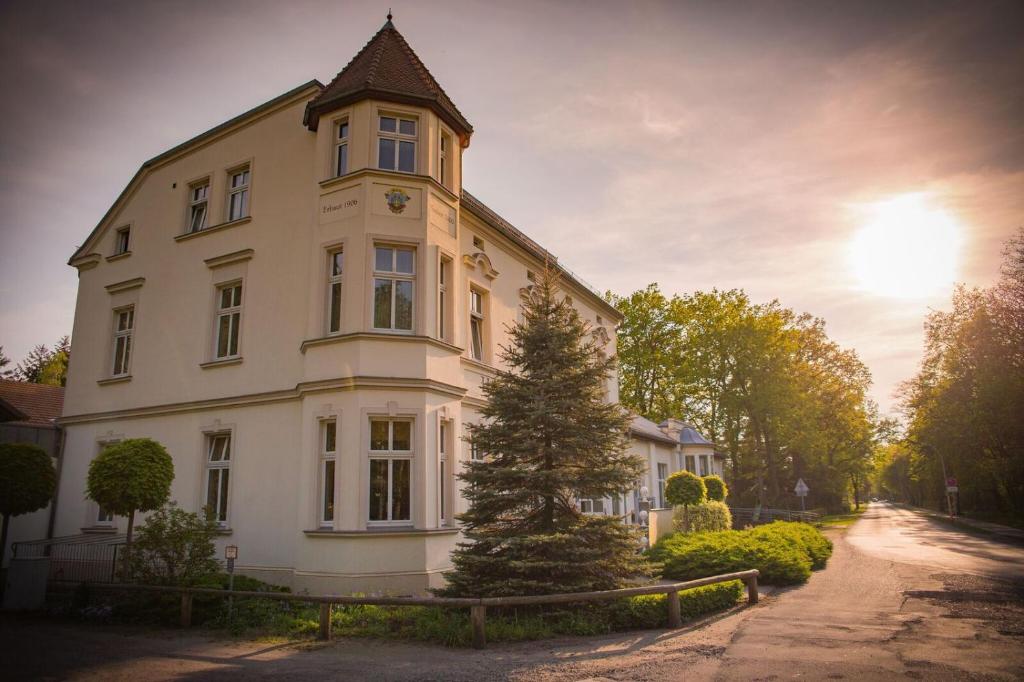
(817, 507), (867, 528)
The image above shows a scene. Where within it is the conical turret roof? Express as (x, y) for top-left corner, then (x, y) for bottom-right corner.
(304, 18), (472, 136)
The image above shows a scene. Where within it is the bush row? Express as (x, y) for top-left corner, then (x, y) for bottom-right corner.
(57, 578), (743, 645)
(648, 521), (833, 585)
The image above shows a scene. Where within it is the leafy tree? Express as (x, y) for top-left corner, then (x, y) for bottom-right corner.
(702, 475), (728, 502)
(0, 443), (56, 565)
(87, 438), (174, 577)
(440, 266), (647, 597)
(665, 470), (706, 507)
(128, 503), (220, 586)
(0, 346), (15, 379)
(6, 337), (71, 385)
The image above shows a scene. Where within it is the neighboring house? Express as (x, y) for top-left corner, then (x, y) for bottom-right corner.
(0, 380), (64, 567)
(54, 17), (625, 594)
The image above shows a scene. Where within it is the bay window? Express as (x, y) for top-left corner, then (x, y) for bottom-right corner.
(368, 418), (412, 523)
(327, 248), (344, 334)
(335, 119), (349, 177)
(373, 245), (415, 332)
(320, 420), (337, 527)
(378, 115), (416, 173)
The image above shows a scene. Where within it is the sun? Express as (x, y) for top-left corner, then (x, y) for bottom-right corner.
(847, 193), (963, 299)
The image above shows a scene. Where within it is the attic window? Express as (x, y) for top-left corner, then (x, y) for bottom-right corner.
(114, 226), (131, 256)
(378, 115), (416, 173)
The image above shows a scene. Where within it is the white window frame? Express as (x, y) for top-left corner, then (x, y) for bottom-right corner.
(657, 463), (668, 508)
(227, 166), (250, 222)
(368, 418), (413, 525)
(469, 288), (484, 361)
(335, 119), (350, 177)
(114, 226), (131, 255)
(580, 498), (607, 515)
(205, 433), (232, 527)
(111, 306), (134, 377)
(372, 245), (415, 333)
(377, 114), (417, 173)
(439, 420), (450, 525)
(326, 248), (344, 335)
(438, 256), (451, 342)
(438, 130), (451, 188)
(187, 181), (209, 233)
(320, 420), (337, 528)
(214, 282), (243, 360)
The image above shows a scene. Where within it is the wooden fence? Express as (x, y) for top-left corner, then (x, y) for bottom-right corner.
(78, 569), (759, 649)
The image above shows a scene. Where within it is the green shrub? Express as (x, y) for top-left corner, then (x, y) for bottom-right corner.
(673, 500), (732, 533)
(665, 470), (706, 507)
(127, 503), (220, 586)
(702, 475), (728, 502)
(649, 522), (831, 585)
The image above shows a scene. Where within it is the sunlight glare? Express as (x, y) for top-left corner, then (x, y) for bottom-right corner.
(847, 193), (963, 299)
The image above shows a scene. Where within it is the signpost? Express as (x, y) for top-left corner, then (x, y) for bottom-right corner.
(794, 478), (809, 512)
(225, 545), (238, 622)
(946, 478), (959, 518)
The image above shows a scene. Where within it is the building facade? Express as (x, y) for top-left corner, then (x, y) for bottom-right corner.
(56, 19), (629, 593)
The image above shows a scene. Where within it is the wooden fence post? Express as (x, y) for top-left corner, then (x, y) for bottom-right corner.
(745, 574), (759, 604)
(667, 590), (682, 628)
(471, 604), (487, 649)
(180, 592), (193, 628)
(319, 603), (333, 640)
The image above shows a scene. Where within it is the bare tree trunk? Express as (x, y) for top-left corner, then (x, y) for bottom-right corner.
(125, 509), (135, 580)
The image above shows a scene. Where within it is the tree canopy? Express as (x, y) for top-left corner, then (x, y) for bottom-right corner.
(440, 267), (647, 597)
(611, 287), (879, 512)
(0, 443), (56, 564)
(665, 470), (706, 507)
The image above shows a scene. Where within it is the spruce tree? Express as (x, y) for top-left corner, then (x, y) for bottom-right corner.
(440, 266), (647, 597)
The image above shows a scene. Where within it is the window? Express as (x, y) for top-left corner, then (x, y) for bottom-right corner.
(320, 420), (337, 527)
(373, 246), (415, 332)
(114, 226), (130, 255)
(111, 306), (134, 377)
(205, 433), (231, 525)
(438, 257), (451, 342)
(378, 115), (416, 173)
(685, 455), (696, 473)
(439, 420), (449, 525)
(96, 507), (114, 525)
(369, 419), (412, 523)
(438, 131), (451, 188)
(188, 182), (209, 233)
(580, 498), (606, 515)
(469, 289), (484, 361)
(335, 119), (349, 177)
(469, 436), (484, 462)
(227, 166), (250, 221)
(215, 283), (242, 359)
(327, 248), (344, 334)
(657, 463), (668, 508)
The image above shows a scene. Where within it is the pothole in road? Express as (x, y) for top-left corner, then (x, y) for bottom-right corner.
(903, 574), (1024, 637)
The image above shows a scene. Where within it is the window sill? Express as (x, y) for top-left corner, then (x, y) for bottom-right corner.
(97, 375), (132, 386)
(81, 526), (118, 534)
(300, 332), (463, 354)
(174, 216), (251, 242)
(213, 527), (233, 536)
(200, 357), (243, 369)
(106, 251), (131, 263)
(460, 356), (496, 374)
(304, 527), (459, 538)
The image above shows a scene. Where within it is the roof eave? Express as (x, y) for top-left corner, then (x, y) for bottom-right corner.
(304, 87), (473, 136)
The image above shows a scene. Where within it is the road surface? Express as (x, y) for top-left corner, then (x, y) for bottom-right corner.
(4, 502), (1023, 680)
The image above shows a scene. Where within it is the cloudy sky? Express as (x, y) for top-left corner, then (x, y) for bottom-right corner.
(1, 0), (1022, 414)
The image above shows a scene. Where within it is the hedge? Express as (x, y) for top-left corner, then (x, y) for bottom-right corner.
(673, 500), (732, 533)
(648, 521), (832, 585)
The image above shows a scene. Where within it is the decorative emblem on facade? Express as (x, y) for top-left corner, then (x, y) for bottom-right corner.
(384, 187), (410, 214)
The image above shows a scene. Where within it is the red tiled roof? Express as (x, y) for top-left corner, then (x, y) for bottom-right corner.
(304, 19), (472, 135)
(0, 380), (64, 428)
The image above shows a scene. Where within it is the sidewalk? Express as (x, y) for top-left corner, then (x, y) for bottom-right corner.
(904, 504), (1024, 544)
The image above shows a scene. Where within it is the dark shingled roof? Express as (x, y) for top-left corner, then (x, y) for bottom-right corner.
(304, 19), (472, 135)
(0, 380), (64, 428)
(629, 415), (678, 446)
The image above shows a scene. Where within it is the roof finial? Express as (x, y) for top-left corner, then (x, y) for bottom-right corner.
(387, 8), (393, 22)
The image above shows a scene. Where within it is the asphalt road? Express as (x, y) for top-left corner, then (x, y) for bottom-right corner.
(4, 502), (1023, 680)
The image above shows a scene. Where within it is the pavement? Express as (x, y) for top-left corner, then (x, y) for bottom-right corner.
(3, 502), (1023, 680)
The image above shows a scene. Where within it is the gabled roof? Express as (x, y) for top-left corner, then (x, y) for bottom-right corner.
(630, 415), (678, 446)
(304, 18), (472, 135)
(0, 380), (65, 428)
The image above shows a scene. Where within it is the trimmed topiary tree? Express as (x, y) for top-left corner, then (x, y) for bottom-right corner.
(0, 443), (56, 566)
(673, 500), (732, 533)
(702, 475), (728, 502)
(665, 470), (706, 508)
(87, 438), (174, 577)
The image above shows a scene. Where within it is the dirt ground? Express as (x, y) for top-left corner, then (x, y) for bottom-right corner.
(4, 502), (1023, 681)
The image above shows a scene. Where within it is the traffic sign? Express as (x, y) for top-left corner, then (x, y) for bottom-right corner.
(946, 477), (957, 487)
(794, 478), (809, 497)
(946, 486), (958, 493)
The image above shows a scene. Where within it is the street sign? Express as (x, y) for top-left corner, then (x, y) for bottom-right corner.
(794, 479), (809, 497)
(946, 477), (957, 487)
(946, 486), (959, 493)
